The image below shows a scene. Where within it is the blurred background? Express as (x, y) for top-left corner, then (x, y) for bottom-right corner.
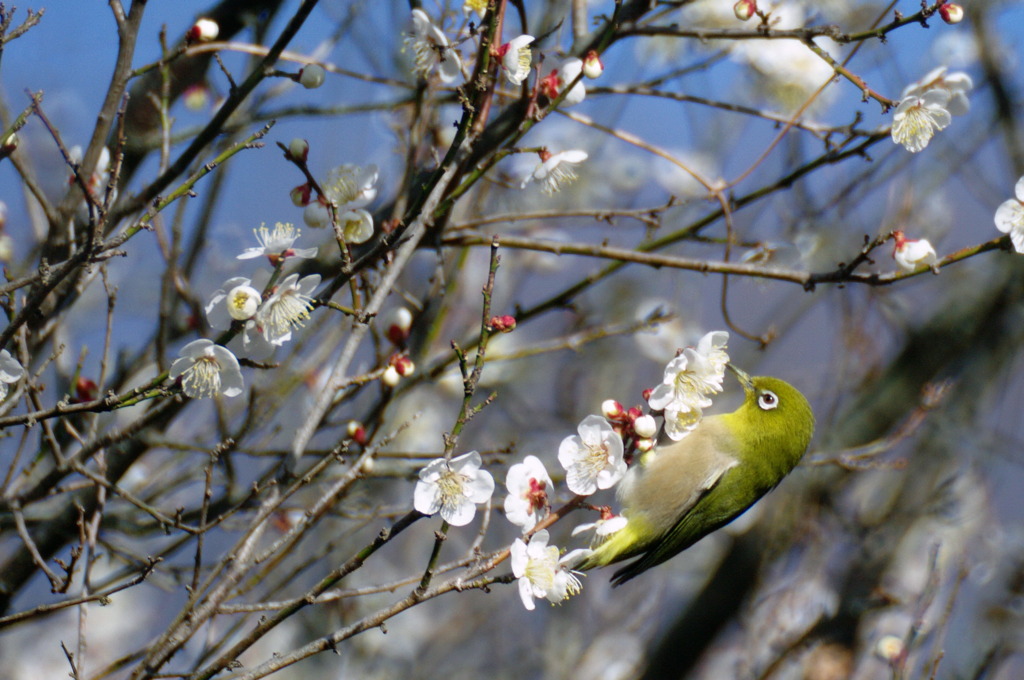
(2, 1), (1024, 678)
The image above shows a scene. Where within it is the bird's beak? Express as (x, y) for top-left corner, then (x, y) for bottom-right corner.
(726, 362), (754, 394)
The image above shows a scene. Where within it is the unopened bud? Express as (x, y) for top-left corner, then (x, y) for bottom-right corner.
(601, 399), (624, 418)
(489, 314), (517, 333)
(633, 414), (657, 439)
(183, 84), (209, 111)
(582, 50), (604, 79)
(382, 365), (401, 387)
(1, 131), (17, 159)
(733, 0), (757, 21)
(875, 635), (905, 664)
(392, 355), (415, 377)
(188, 18), (219, 42)
(288, 138), (309, 163)
(303, 202), (330, 229)
(299, 64), (326, 89)
(290, 183), (313, 207)
(636, 437), (655, 453)
(384, 307), (413, 346)
(0, 233), (10, 262)
(347, 420), (368, 445)
(938, 3), (963, 24)
(75, 377), (98, 403)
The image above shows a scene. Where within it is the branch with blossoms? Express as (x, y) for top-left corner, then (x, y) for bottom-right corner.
(621, 1), (959, 45)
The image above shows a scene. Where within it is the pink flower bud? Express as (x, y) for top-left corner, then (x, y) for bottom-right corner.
(582, 50), (604, 79)
(636, 437), (655, 453)
(938, 3), (963, 24)
(489, 314), (517, 333)
(288, 138), (309, 163)
(733, 0), (757, 21)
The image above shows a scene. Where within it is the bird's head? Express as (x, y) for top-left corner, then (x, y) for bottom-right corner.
(725, 364), (815, 470)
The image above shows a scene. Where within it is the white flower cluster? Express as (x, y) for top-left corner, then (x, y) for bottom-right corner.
(411, 330), (731, 611)
(302, 163), (379, 237)
(173, 222), (326, 400)
(891, 66), (973, 153)
(401, 8), (602, 196)
(206, 222), (322, 355)
(647, 331), (729, 440)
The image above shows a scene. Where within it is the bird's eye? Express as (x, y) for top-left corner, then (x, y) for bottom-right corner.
(758, 391), (778, 411)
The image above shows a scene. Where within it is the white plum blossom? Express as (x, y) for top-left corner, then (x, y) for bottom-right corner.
(538, 56), (586, 107)
(891, 90), (952, 153)
(499, 35), (534, 85)
(338, 208), (374, 244)
(901, 66), (973, 116)
(204, 277), (275, 357)
(892, 231), (939, 272)
(206, 277), (262, 326)
(504, 455), (553, 532)
(0, 349), (24, 401)
(463, 0), (487, 18)
(510, 530), (583, 610)
(238, 222), (317, 261)
(521, 150), (588, 194)
(995, 175), (1024, 254)
(169, 339), (244, 399)
(406, 8), (462, 84)
(325, 163), (378, 210)
(414, 451), (495, 526)
(558, 415), (626, 495)
(256, 273), (321, 345)
(305, 165), (380, 229)
(648, 330), (729, 441)
(572, 514), (628, 542)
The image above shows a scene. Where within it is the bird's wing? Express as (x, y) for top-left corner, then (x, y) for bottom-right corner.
(620, 419), (739, 537)
(611, 462), (747, 586)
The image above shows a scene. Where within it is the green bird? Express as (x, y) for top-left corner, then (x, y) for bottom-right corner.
(578, 365), (814, 586)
